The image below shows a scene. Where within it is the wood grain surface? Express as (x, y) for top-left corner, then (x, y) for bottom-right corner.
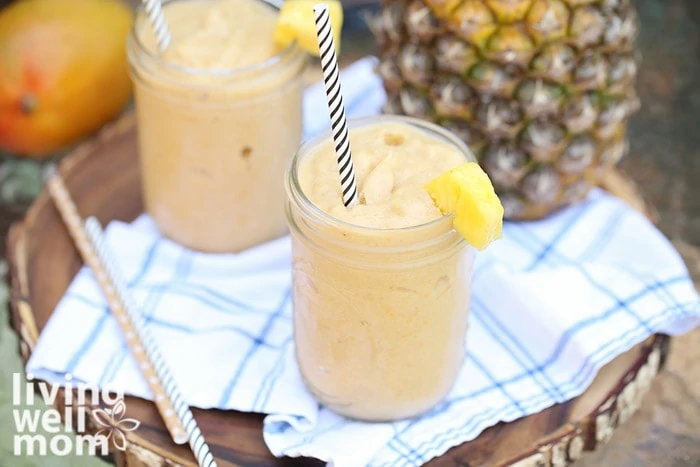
(5, 113), (673, 466)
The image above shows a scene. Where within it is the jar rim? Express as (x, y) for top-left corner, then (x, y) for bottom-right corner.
(130, 0), (300, 78)
(286, 115), (477, 242)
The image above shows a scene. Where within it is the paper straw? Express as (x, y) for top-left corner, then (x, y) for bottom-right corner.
(45, 174), (188, 446)
(45, 172), (216, 467)
(84, 218), (216, 467)
(313, 3), (359, 208)
(143, 0), (172, 51)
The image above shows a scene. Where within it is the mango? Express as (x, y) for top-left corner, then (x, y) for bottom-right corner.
(0, 0), (133, 158)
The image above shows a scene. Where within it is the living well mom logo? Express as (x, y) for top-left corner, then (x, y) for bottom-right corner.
(12, 373), (140, 456)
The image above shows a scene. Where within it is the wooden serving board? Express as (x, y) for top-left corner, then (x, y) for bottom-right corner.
(6, 113), (669, 467)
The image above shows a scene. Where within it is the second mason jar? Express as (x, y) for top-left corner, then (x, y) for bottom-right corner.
(127, 0), (307, 253)
(286, 116), (476, 421)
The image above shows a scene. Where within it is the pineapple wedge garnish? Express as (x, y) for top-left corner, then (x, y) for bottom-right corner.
(425, 162), (504, 251)
(274, 0), (343, 57)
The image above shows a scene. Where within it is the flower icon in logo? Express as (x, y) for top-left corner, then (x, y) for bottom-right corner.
(92, 399), (140, 451)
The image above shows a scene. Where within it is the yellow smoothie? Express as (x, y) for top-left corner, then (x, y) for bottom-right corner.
(127, 0), (307, 253)
(286, 117), (475, 421)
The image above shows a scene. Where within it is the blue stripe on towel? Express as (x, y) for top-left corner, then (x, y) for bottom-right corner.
(579, 206), (628, 261)
(101, 248), (193, 386)
(399, 301), (691, 462)
(142, 282), (280, 315)
(391, 404), (521, 467)
(468, 353), (525, 415)
(273, 419), (347, 455)
(511, 226), (654, 332)
(557, 300), (695, 395)
(530, 275), (686, 375)
(471, 296), (564, 401)
(99, 285), (165, 385)
(130, 238), (163, 284)
(384, 282), (693, 463)
(217, 287), (292, 407)
(615, 265), (683, 316)
(388, 277), (697, 454)
(67, 293), (284, 345)
(254, 337), (293, 411)
(65, 238), (164, 373)
(526, 200), (591, 270)
(64, 310), (110, 374)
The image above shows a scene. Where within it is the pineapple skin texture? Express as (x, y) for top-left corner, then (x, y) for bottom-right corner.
(372, 0), (641, 220)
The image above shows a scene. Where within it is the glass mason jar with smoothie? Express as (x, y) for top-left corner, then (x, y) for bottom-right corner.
(127, 0), (308, 253)
(286, 116), (504, 421)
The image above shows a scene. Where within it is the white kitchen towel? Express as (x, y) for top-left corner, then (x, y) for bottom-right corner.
(27, 57), (700, 467)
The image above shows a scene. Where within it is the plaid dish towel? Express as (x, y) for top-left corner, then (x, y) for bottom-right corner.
(27, 57), (700, 467)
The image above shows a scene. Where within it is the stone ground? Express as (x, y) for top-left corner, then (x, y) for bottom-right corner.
(0, 0), (699, 465)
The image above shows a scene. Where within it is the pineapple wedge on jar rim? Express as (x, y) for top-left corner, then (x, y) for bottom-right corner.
(274, 0), (343, 56)
(426, 162), (504, 251)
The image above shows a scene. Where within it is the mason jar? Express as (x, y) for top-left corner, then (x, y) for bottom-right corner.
(127, 0), (308, 253)
(285, 116), (475, 421)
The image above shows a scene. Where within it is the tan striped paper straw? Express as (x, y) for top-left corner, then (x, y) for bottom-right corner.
(313, 3), (359, 208)
(46, 173), (216, 467)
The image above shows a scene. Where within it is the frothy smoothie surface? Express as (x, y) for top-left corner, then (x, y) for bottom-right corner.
(298, 122), (467, 229)
(138, 0), (279, 69)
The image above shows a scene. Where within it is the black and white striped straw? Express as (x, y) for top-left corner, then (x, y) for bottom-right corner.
(143, 0), (172, 51)
(84, 217), (216, 467)
(313, 3), (359, 208)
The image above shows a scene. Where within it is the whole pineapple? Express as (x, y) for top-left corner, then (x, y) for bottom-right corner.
(369, 0), (640, 220)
